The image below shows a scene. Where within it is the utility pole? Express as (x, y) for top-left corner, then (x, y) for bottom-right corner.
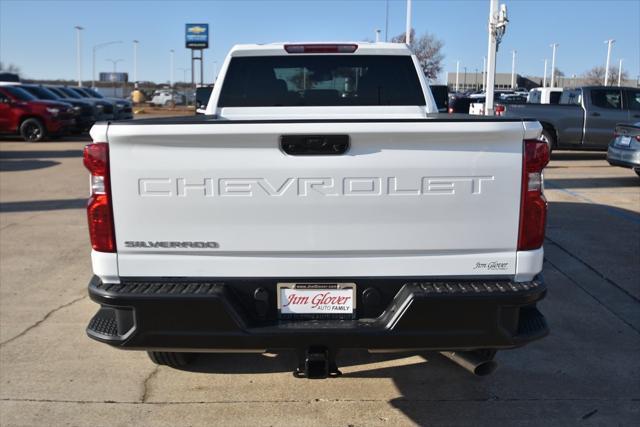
(543, 59), (548, 88)
(74, 26), (84, 87)
(405, 0), (412, 44)
(604, 39), (615, 86)
(618, 58), (623, 86)
(455, 60), (460, 92)
(375, 29), (381, 43)
(169, 49), (175, 88)
(550, 43), (558, 87)
(485, 0), (508, 115)
(511, 50), (516, 89)
(474, 68), (478, 90)
(133, 40), (139, 84)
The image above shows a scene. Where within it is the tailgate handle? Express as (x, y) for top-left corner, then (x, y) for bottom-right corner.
(280, 135), (349, 155)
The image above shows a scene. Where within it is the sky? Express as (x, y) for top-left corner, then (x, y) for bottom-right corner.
(1, 0), (638, 84)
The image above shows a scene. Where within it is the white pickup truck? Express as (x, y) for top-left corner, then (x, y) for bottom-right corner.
(84, 42), (549, 378)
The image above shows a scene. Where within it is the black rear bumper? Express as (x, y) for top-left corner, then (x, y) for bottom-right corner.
(87, 275), (548, 352)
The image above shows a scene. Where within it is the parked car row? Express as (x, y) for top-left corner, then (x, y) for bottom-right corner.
(0, 84), (132, 142)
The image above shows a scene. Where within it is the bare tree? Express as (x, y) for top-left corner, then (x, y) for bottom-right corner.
(391, 29), (444, 80)
(0, 62), (21, 74)
(553, 68), (565, 77)
(584, 65), (629, 86)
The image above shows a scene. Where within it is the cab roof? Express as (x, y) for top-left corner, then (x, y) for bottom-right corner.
(229, 42), (413, 57)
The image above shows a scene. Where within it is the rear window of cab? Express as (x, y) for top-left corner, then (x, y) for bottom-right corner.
(219, 55), (426, 107)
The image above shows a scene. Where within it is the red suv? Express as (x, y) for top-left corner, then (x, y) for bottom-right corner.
(0, 86), (75, 142)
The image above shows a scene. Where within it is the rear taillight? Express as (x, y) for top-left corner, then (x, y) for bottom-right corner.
(495, 104), (505, 116)
(518, 139), (550, 251)
(83, 143), (115, 252)
(284, 44), (358, 54)
(448, 107), (454, 114)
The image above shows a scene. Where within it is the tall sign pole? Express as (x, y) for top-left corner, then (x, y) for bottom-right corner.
(604, 39), (615, 86)
(482, 56), (487, 91)
(543, 59), (548, 88)
(455, 60), (460, 92)
(186, 23), (209, 88)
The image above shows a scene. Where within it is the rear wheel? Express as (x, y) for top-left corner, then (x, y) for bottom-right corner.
(147, 351), (195, 368)
(20, 118), (46, 142)
(539, 128), (555, 153)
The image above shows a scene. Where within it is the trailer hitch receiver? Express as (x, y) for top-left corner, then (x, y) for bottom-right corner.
(294, 346), (342, 379)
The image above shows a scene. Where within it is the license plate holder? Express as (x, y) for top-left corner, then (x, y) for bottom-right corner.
(277, 283), (356, 320)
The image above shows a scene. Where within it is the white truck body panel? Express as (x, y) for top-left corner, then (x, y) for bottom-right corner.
(90, 42), (545, 284)
(104, 119), (541, 280)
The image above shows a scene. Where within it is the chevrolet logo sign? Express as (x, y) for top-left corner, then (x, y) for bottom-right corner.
(188, 26), (207, 34)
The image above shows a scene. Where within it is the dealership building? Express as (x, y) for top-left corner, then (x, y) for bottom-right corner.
(446, 72), (639, 92)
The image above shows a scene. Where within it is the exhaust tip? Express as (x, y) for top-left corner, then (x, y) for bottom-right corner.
(473, 360), (498, 376)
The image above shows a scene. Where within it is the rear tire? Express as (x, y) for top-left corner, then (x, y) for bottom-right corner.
(147, 351), (195, 368)
(20, 118), (46, 142)
(539, 128), (555, 153)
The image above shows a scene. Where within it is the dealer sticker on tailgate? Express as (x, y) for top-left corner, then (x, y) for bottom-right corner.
(277, 283), (356, 319)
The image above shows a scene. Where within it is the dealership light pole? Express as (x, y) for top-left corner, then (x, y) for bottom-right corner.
(543, 59), (548, 87)
(74, 26), (83, 87)
(510, 50), (516, 89)
(375, 29), (381, 43)
(405, 0), (412, 44)
(455, 60), (460, 92)
(132, 40), (139, 84)
(105, 58), (123, 73)
(618, 58), (623, 86)
(604, 39), (615, 86)
(170, 49), (175, 88)
(550, 43), (558, 87)
(92, 40), (123, 88)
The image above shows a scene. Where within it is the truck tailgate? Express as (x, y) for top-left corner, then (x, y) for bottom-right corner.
(106, 120), (526, 278)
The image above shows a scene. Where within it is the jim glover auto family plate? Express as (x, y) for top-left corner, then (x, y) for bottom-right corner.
(277, 283), (356, 319)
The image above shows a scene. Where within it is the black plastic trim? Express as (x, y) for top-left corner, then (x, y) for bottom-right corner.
(87, 275), (548, 352)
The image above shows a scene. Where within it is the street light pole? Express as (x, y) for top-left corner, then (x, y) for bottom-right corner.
(74, 26), (84, 87)
(618, 58), (623, 86)
(550, 43), (558, 87)
(92, 40), (123, 88)
(105, 58), (123, 73)
(510, 50), (516, 89)
(604, 39), (615, 86)
(455, 60), (459, 92)
(133, 40), (139, 84)
(405, 0), (412, 44)
(170, 49), (175, 88)
(375, 29), (381, 43)
(543, 59), (548, 88)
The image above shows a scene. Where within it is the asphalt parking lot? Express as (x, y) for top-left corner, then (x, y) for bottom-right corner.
(0, 137), (639, 426)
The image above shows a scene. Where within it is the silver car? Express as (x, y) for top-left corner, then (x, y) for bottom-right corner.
(607, 122), (640, 177)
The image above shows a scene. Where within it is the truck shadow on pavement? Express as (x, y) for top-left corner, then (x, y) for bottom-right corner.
(551, 151), (607, 161)
(0, 149), (82, 172)
(547, 175), (639, 189)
